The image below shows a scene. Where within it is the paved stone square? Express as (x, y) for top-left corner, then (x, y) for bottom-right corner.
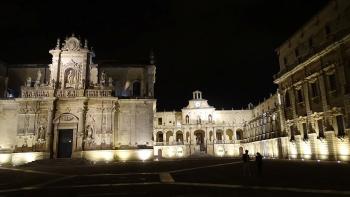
(0, 158), (349, 196)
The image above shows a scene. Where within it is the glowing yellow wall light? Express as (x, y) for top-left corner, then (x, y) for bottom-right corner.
(0, 154), (11, 164)
(86, 150), (114, 162)
(137, 149), (153, 161)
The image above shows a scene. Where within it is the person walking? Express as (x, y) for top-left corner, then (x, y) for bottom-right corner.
(255, 152), (263, 177)
(242, 150), (251, 176)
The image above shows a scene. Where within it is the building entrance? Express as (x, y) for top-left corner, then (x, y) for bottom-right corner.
(57, 129), (73, 158)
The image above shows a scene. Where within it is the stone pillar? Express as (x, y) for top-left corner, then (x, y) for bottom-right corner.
(46, 106), (54, 152)
(289, 88), (298, 119)
(77, 107), (85, 151)
(318, 73), (329, 112)
(112, 104), (117, 148)
(277, 90), (286, 135)
(303, 82), (312, 115)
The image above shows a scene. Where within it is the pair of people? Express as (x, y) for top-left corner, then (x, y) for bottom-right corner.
(242, 150), (263, 176)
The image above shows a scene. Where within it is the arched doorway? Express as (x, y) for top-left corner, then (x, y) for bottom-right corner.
(226, 129), (234, 141)
(216, 129), (224, 142)
(236, 129), (243, 140)
(156, 131), (163, 143)
(194, 130), (205, 151)
(166, 131), (173, 144)
(209, 131), (213, 142)
(176, 130), (183, 143)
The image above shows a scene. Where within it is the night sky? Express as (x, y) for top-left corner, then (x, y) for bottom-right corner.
(0, 0), (328, 111)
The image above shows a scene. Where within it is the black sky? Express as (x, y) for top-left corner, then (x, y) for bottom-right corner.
(0, 0), (328, 110)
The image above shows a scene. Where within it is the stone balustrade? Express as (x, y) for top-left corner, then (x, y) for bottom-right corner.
(21, 87), (54, 98)
(85, 89), (112, 97)
(56, 89), (84, 98)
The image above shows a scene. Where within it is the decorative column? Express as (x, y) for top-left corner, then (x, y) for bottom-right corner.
(77, 106), (85, 151)
(289, 88), (298, 119)
(318, 73), (329, 112)
(277, 89), (286, 136)
(46, 106), (54, 152)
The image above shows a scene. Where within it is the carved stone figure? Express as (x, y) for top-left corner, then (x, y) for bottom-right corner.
(100, 70), (106, 85)
(37, 125), (45, 141)
(66, 70), (75, 88)
(36, 70), (42, 82)
(85, 125), (94, 140)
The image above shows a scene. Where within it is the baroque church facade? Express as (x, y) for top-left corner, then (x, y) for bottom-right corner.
(0, 35), (156, 164)
(0, 0), (349, 165)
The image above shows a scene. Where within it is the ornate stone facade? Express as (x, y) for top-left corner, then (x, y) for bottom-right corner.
(0, 1), (350, 164)
(0, 35), (156, 163)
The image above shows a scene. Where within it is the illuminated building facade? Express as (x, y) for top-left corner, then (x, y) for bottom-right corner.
(0, 0), (349, 165)
(0, 35), (156, 164)
(274, 0), (350, 161)
(153, 91), (287, 158)
(154, 0), (350, 161)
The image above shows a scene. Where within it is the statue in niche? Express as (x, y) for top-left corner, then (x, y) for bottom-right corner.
(85, 125), (94, 140)
(100, 70), (106, 86)
(66, 69), (75, 88)
(37, 125), (46, 141)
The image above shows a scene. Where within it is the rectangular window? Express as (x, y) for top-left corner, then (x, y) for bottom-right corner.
(158, 118), (162, 125)
(302, 122), (308, 139)
(336, 115), (345, 136)
(328, 74), (337, 91)
(297, 89), (303, 103)
(317, 119), (324, 138)
(290, 125), (295, 141)
(310, 82), (319, 98)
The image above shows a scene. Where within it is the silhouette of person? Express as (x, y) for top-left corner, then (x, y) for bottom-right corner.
(255, 152), (263, 177)
(242, 150), (251, 176)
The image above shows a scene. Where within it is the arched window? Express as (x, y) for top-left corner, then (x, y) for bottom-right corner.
(236, 129), (243, 140)
(132, 81), (141, 97)
(208, 114), (212, 123)
(185, 115), (189, 124)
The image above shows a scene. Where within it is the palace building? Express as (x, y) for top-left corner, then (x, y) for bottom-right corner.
(0, 0), (349, 165)
(154, 0), (350, 161)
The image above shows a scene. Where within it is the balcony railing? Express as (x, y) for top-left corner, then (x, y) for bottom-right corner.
(85, 89), (112, 97)
(21, 87), (54, 98)
(56, 89), (84, 98)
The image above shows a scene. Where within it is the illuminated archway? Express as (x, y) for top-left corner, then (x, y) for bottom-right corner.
(166, 131), (173, 143)
(216, 129), (224, 141)
(236, 129), (243, 140)
(226, 129), (234, 141)
(194, 130), (205, 144)
(176, 130), (184, 142)
(156, 131), (163, 142)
